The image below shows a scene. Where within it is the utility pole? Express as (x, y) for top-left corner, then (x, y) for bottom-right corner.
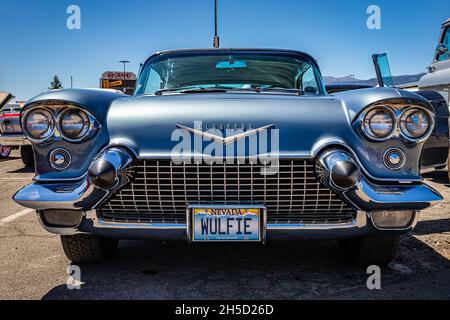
(119, 60), (130, 93)
(213, 0), (220, 48)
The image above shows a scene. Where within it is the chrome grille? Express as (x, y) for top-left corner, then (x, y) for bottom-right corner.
(98, 160), (356, 224)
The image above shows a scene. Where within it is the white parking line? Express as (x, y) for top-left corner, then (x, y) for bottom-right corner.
(0, 209), (34, 226)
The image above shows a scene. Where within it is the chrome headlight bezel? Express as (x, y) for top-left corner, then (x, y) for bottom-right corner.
(358, 101), (435, 144)
(21, 104), (100, 144)
(56, 107), (96, 143)
(399, 107), (434, 143)
(21, 108), (56, 143)
(360, 106), (396, 141)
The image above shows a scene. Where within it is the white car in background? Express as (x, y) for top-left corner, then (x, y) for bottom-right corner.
(420, 18), (450, 104)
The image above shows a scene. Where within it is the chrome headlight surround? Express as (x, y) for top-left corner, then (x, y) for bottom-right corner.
(56, 107), (96, 143)
(21, 104), (100, 144)
(360, 106), (396, 141)
(21, 107), (56, 143)
(399, 107), (434, 143)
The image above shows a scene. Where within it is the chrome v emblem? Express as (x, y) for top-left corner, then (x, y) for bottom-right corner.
(176, 124), (275, 145)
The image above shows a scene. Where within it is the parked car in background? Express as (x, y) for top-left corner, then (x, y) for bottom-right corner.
(419, 18), (450, 105)
(14, 49), (442, 266)
(326, 52), (450, 175)
(0, 92), (34, 167)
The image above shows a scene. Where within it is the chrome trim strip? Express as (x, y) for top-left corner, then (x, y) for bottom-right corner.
(94, 210), (364, 232)
(95, 219), (187, 230)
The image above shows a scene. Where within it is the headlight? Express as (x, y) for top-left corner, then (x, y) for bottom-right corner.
(23, 109), (54, 142)
(400, 108), (432, 140)
(362, 107), (395, 140)
(58, 109), (91, 142)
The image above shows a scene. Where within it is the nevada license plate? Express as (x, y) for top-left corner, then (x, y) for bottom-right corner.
(190, 206), (265, 242)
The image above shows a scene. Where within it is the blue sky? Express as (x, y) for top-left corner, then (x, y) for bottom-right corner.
(0, 0), (449, 100)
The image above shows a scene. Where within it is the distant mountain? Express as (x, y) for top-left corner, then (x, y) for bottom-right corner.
(323, 73), (426, 86)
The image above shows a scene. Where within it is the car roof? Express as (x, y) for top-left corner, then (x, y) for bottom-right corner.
(157, 48), (315, 57)
(145, 48), (317, 64)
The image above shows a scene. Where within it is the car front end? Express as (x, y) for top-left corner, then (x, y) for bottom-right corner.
(13, 49), (443, 265)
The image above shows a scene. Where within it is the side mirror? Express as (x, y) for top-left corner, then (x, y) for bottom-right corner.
(436, 44), (449, 56)
(372, 53), (394, 87)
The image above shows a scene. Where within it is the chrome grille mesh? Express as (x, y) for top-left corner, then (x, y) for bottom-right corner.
(98, 160), (356, 224)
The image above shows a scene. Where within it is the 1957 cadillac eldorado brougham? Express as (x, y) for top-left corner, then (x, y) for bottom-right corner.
(14, 49), (443, 265)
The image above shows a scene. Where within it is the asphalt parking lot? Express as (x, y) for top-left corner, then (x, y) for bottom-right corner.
(1, 150), (450, 300)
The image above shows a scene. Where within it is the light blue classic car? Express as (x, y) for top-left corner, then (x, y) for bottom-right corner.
(14, 49), (443, 265)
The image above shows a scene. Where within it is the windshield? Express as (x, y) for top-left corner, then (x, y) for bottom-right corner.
(135, 51), (325, 95)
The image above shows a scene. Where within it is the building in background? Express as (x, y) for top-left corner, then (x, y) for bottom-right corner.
(100, 71), (137, 95)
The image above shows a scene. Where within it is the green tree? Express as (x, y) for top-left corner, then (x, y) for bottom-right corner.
(49, 75), (63, 90)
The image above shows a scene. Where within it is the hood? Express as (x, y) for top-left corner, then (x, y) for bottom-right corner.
(107, 93), (352, 158)
(105, 90), (425, 182)
(0, 92), (14, 111)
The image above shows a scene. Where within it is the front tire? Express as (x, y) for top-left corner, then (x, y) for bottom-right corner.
(20, 145), (34, 167)
(338, 235), (400, 266)
(60, 234), (119, 264)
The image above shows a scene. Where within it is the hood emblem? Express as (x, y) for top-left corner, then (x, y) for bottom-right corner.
(176, 123), (275, 145)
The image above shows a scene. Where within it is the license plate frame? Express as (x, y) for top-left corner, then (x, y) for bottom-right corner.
(187, 205), (267, 243)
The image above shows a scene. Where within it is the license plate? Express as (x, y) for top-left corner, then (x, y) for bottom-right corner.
(189, 206), (265, 242)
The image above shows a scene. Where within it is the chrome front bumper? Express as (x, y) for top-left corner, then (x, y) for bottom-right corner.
(0, 134), (30, 147)
(14, 175), (443, 212)
(37, 210), (419, 240)
(14, 175), (441, 239)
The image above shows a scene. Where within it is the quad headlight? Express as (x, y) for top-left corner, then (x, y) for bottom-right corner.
(359, 103), (435, 143)
(400, 108), (432, 141)
(22, 105), (98, 143)
(23, 108), (55, 142)
(362, 107), (395, 140)
(58, 108), (92, 142)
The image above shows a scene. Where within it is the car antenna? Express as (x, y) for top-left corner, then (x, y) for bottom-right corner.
(213, 0), (220, 48)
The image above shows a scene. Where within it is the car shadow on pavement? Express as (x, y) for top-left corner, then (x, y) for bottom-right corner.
(423, 170), (450, 187)
(0, 156), (20, 163)
(414, 218), (450, 235)
(7, 166), (34, 174)
(41, 229), (450, 300)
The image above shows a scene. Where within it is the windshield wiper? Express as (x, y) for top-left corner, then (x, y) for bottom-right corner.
(254, 87), (305, 95)
(154, 86), (305, 96)
(155, 87), (229, 95)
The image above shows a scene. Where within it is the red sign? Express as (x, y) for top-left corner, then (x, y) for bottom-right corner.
(102, 71), (137, 81)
